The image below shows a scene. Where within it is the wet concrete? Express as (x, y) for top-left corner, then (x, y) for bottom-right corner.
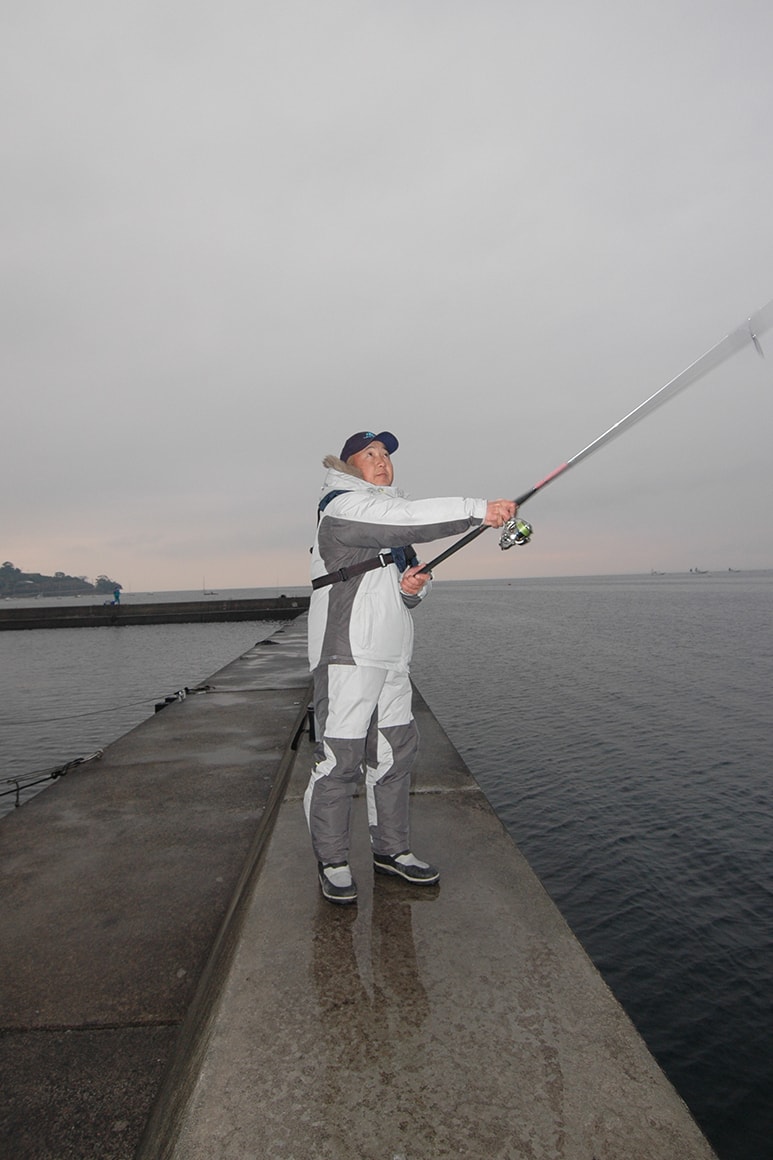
(2, 614), (717, 1160)
(0, 622), (312, 1160)
(159, 684), (717, 1159)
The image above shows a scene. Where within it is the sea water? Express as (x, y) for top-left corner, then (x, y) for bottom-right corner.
(411, 571), (773, 1160)
(1, 575), (771, 1160)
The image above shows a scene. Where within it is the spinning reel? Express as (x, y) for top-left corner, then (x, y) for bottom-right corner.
(499, 516), (533, 550)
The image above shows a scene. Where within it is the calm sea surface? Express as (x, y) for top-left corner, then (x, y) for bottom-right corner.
(2, 575), (771, 1159)
(412, 571), (773, 1160)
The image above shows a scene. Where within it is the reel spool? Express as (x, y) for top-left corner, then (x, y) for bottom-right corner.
(499, 516), (533, 550)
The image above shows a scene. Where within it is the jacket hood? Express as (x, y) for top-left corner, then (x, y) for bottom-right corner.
(322, 454), (364, 479)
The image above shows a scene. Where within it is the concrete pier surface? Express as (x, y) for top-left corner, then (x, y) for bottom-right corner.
(1, 617), (717, 1159)
(0, 621), (312, 1160)
(155, 639), (716, 1159)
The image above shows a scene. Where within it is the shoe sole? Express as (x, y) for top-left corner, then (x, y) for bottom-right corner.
(318, 875), (358, 905)
(373, 862), (440, 885)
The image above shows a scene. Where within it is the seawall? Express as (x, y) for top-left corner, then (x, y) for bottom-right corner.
(0, 595), (309, 631)
(0, 617), (717, 1159)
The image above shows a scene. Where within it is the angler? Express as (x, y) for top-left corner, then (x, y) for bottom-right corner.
(304, 429), (515, 905)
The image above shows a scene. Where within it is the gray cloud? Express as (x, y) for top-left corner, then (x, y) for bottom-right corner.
(3, 1), (772, 589)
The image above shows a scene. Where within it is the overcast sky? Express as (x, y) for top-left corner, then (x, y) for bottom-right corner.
(3, 1), (773, 592)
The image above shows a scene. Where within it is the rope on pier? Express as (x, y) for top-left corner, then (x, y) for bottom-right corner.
(1, 685), (214, 727)
(0, 686), (215, 810)
(1, 749), (104, 808)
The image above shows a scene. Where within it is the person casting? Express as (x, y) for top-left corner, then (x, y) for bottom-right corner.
(304, 429), (516, 904)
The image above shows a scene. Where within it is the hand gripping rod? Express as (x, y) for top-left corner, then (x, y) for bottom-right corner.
(421, 297), (773, 574)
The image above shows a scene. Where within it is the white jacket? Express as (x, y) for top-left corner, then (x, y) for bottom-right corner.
(309, 461), (486, 673)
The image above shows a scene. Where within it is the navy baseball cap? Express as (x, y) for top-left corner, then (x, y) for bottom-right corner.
(340, 430), (399, 461)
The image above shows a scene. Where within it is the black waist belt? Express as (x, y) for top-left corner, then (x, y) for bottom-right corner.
(312, 552), (394, 590)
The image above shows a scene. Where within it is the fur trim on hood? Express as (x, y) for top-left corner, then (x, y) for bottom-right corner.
(322, 454), (364, 479)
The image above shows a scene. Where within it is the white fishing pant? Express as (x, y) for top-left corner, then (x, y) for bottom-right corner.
(303, 663), (419, 866)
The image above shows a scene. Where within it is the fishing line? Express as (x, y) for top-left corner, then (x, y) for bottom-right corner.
(422, 298), (773, 573)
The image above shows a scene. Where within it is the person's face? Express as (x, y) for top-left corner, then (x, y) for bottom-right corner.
(349, 440), (395, 487)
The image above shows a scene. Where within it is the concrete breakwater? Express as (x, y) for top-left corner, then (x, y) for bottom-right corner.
(0, 617), (717, 1159)
(0, 594), (310, 631)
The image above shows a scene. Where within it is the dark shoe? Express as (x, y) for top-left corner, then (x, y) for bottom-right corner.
(318, 861), (358, 905)
(373, 850), (440, 885)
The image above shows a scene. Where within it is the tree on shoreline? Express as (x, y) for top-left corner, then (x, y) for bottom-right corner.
(0, 562), (122, 598)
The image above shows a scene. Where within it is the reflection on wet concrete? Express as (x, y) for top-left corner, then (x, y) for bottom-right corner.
(307, 881), (438, 1154)
(312, 885), (433, 1038)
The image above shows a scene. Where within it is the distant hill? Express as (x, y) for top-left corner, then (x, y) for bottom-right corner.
(0, 561), (122, 598)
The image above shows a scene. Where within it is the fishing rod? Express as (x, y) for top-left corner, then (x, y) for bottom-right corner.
(422, 297), (773, 573)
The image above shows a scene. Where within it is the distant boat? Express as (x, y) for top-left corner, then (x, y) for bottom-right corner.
(202, 578), (218, 596)
(689, 567), (708, 574)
